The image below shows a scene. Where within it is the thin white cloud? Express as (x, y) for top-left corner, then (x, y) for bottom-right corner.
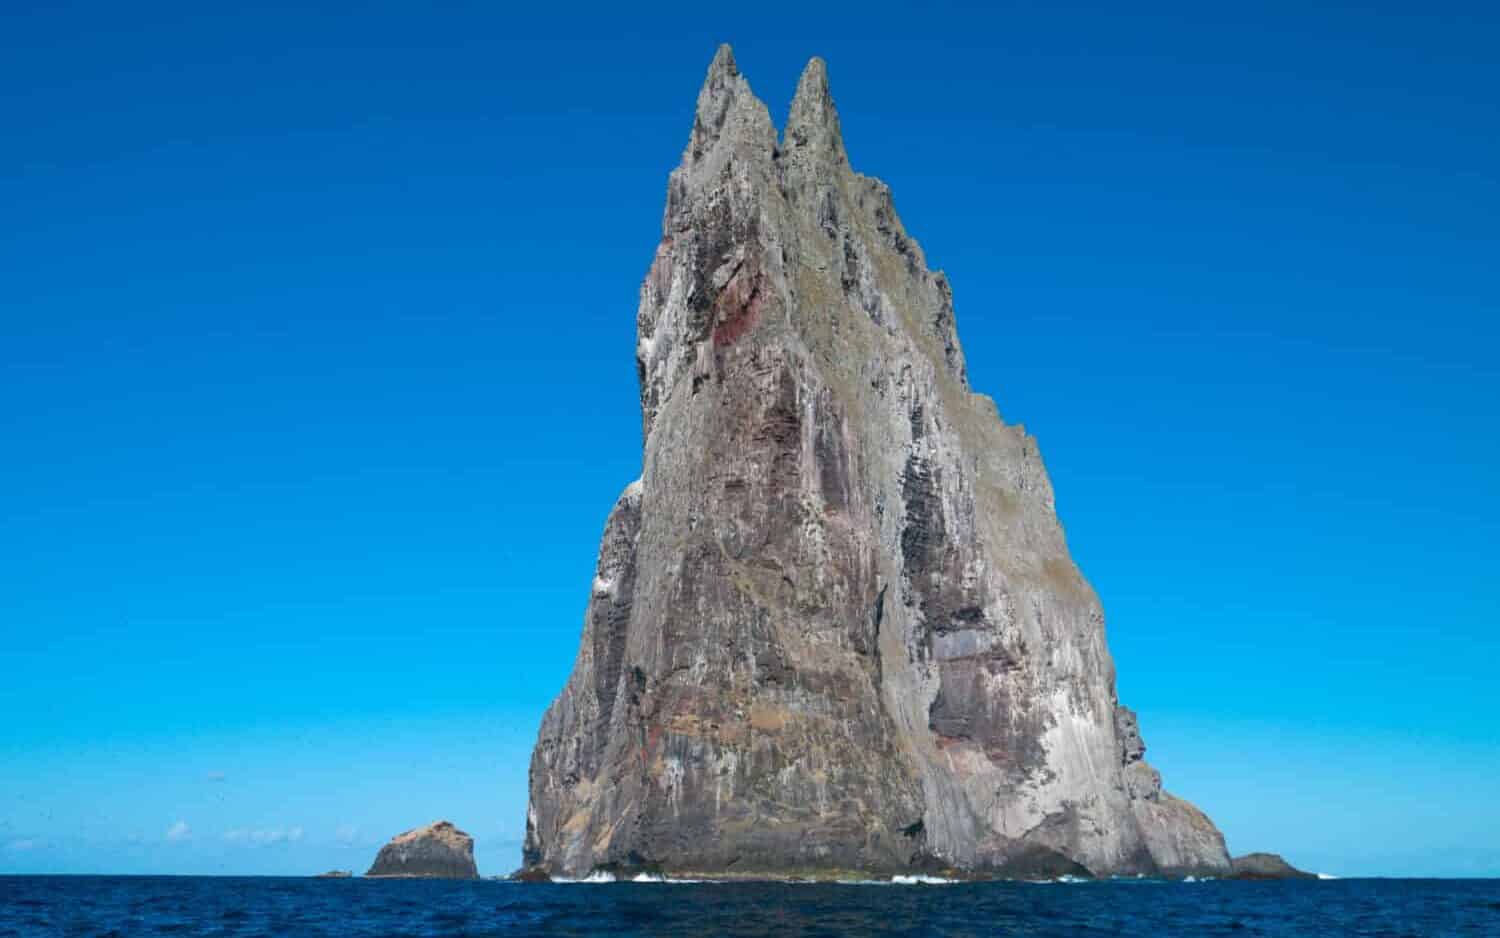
(224, 826), (303, 846)
(334, 824), (359, 845)
(5, 838), (41, 852)
(165, 820), (192, 842)
(204, 771), (227, 783)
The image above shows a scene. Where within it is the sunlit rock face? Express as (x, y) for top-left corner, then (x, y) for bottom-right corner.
(524, 46), (1230, 880)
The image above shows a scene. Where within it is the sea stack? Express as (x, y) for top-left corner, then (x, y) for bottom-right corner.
(524, 45), (1232, 880)
(1231, 853), (1317, 880)
(366, 821), (479, 879)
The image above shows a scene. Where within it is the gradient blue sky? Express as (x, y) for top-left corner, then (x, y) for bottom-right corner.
(3, 1), (1497, 878)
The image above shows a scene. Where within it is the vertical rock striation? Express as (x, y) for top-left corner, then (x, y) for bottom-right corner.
(525, 46), (1231, 879)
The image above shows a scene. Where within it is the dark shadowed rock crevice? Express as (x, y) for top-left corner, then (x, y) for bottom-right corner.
(525, 45), (1232, 880)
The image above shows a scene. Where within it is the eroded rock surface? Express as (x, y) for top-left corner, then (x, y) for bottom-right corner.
(366, 821), (478, 879)
(525, 46), (1231, 879)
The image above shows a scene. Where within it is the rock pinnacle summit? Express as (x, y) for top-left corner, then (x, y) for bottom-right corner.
(524, 47), (1231, 879)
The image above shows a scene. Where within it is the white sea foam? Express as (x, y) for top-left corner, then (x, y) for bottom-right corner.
(626, 873), (708, 884)
(832, 875), (959, 885)
(1317, 873), (1339, 880)
(555, 871), (720, 884)
(553, 870), (617, 884)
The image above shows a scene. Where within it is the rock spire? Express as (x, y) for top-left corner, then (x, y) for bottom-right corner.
(524, 47), (1231, 879)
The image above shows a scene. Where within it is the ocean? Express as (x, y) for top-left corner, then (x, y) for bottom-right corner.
(3, 875), (1498, 936)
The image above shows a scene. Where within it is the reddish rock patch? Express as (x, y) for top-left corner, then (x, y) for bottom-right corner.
(712, 266), (763, 347)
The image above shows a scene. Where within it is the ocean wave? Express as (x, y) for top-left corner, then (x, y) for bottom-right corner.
(552, 871), (618, 884)
(831, 875), (959, 885)
(552, 871), (716, 884)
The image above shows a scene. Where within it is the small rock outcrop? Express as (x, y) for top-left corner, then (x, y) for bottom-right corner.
(313, 870), (352, 878)
(1230, 852), (1317, 880)
(366, 821), (478, 879)
(525, 45), (1233, 880)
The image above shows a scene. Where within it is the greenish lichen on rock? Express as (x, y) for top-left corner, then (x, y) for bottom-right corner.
(524, 45), (1232, 880)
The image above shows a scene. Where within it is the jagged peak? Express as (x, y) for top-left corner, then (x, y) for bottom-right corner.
(684, 43), (773, 167)
(794, 55), (829, 102)
(785, 55), (846, 164)
(707, 43), (737, 81)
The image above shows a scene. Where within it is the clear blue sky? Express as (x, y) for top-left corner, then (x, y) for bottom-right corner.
(3, 1), (1496, 878)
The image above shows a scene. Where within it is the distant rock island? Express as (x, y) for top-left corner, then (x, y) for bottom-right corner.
(524, 45), (1239, 881)
(366, 821), (478, 879)
(1231, 853), (1317, 880)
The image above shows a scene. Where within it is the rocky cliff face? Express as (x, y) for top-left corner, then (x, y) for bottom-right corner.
(366, 821), (478, 879)
(525, 46), (1231, 879)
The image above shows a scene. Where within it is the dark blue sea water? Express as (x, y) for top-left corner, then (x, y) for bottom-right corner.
(3, 876), (1499, 937)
